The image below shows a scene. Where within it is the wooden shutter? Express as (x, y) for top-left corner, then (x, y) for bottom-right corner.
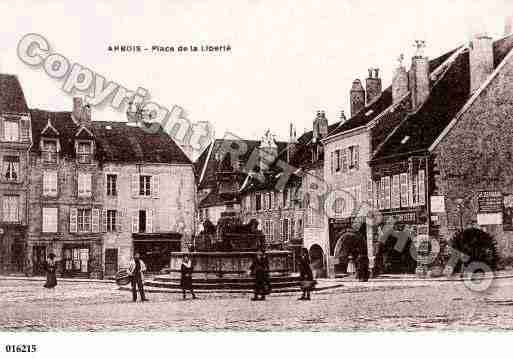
(408, 173), (414, 207)
(391, 175), (400, 208)
(85, 173), (92, 197)
(342, 148), (348, 172)
(147, 209), (154, 233)
(399, 173), (408, 208)
(102, 209), (108, 232)
(367, 179), (373, 206)
(330, 151), (334, 174)
(152, 175), (160, 198)
(131, 211), (139, 233)
(384, 177), (391, 209)
(418, 170), (426, 205)
(69, 207), (78, 233)
(92, 208), (100, 232)
(354, 145), (359, 169)
(117, 210), (124, 232)
(50, 171), (58, 196)
(20, 119), (30, 142)
(131, 174), (139, 197)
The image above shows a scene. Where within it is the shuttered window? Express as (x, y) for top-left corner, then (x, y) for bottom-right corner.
(3, 195), (19, 222)
(42, 207), (58, 233)
(43, 171), (58, 197)
(78, 173), (92, 198)
(400, 173), (409, 208)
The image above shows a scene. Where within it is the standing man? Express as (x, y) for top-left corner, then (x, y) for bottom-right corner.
(128, 252), (148, 302)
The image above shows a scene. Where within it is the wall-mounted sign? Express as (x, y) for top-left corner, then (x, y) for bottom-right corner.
(478, 191), (503, 213)
(430, 196), (445, 213)
(477, 212), (503, 225)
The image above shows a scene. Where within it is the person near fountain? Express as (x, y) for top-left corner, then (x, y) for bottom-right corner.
(180, 255), (197, 299)
(128, 252), (148, 302)
(297, 248), (315, 300)
(249, 250), (270, 301)
(43, 253), (58, 289)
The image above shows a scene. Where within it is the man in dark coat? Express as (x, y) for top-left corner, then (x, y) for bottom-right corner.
(249, 250), (270, 301)
(297, 248), (315, 300)
(128, 252), (148, 302)
(180, 255), (197, 299)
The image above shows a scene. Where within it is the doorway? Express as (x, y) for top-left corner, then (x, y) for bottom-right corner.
(105, 248), (118, 277)
(309, 244), (326, 278)
(32, 246), (46, 275)
(63, 246), (90, 276)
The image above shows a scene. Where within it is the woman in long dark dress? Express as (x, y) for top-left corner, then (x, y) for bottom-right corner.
(180, 255), (197, 299)
(297, 248), (315, 300)
(44, 253), (57, 289)
(249, 250), (270, 301)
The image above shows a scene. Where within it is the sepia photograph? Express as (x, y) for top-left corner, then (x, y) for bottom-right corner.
(1, 0), (513, 357)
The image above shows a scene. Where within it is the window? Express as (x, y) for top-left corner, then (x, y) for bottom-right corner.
(400, 173), (409, 208)
(3, 195), (19, 222)
(42, 140), (58, 164)
(255, 193), (262, 211)
(283, 189), (289, 208)
(42, 207), (58, 233)
(348, 145), (359, 169)
(335, 150), (341, 172)
(77, 173), (92, 197)
(282, 218), (289, 242)
(107, 210), (117, 232)
(77, 208), (91, 232)
(3, 156), (19, 182)
(132, 209), (154, 233)
(139, 175), (151, 196)
(4, 120), (19, 142)
(43, 171), (58, 197)
(107, 174), (117, 196)
(77, 141), (92, 164)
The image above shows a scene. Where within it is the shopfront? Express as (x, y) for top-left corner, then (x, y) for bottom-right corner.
(132, 232), (182, 273)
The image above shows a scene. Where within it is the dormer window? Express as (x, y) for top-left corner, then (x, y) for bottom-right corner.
(42, 139), (58, 164)
(77, 141), (92, 164)
(4, 120), (19, 142)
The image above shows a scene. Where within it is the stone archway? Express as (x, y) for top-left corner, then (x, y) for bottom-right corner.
(333, 230), (367, 274)
(309, 244), (326, 278)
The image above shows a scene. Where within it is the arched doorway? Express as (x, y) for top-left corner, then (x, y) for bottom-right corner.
(309, 244), (326, 278)
(333, 231), (367, 274)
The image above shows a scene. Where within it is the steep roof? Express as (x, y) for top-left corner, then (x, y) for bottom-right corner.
(372, 34), (513, 162)
(326, 48), (458, 139)
(0, 74), (29, 114)
(30, 109), (191, 164)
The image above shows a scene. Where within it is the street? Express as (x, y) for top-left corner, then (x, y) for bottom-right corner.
(1, 277), (513, 331)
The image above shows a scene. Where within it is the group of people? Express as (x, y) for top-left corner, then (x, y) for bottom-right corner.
(42, 248), (318, 302)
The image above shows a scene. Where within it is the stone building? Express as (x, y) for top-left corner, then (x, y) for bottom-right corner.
(0, 74), (32, 274)
(239, 113), (339, 276)
(27, 98), (195, 278)
(28, 99), (103, 278)
(321, 47), (455, 277)
(370, 30), (513, 273)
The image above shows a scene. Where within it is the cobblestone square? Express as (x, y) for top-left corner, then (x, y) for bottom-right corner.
(2, 278), (513, 331)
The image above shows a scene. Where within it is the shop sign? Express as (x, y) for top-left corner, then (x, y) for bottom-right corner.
(477, 191), (503, 213)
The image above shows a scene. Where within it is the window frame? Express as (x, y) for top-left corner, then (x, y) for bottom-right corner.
(77, 208), (92, 233)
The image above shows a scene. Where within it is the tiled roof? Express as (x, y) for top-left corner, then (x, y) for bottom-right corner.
(326, 48), (459, 139)
(372, 34), (513, 162)
(30, 109), (191, 164)
(0, 74), (29, 114)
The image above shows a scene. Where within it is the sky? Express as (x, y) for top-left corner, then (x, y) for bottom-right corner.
(0, 0), (511, 148)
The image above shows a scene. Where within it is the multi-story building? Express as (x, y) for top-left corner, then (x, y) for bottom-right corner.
(28, 99), (103, 278)
(321, 47), (456, 277)
(27, 98), (195, 278)
(239, 114), (339, 276)
(0, 74), (32, 274)
(93, 110), (195, 276)
(370, 29), (513, 274)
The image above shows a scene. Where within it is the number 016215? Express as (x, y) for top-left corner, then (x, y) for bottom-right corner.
(5, 345), (37, 353)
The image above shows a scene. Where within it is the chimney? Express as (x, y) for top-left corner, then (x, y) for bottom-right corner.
(339, 110), (346, 123)
(287, 123), (297, 164)
(259, 130), (278, 173)
(72, 97), (91, 125)
(313, 110), (328, 142)
(409, 40), (430, 110)
(469, 32), (494, 94)
(366, 68), (382, 104)
(350, 79), (365, 117)
(312, 111), (321, 142)
(392, 54), (409, 104)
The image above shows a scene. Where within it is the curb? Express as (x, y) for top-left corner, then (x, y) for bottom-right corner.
(0, 276), (115, 284)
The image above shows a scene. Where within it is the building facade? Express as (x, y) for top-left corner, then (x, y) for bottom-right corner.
(0, 74), (32, 274)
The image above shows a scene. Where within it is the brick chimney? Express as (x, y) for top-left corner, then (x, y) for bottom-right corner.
(392, 54), (409, 104)
(350, 79), (365, 117)
(287, 123), (297, 164)
(366, 68), (382, 104)
(72, 97), (91, 125)
(409, 40), (430, 110)
(469, 32), (494, 94)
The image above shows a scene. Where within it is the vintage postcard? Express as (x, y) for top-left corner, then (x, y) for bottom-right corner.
(0, 0), (512, 357)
